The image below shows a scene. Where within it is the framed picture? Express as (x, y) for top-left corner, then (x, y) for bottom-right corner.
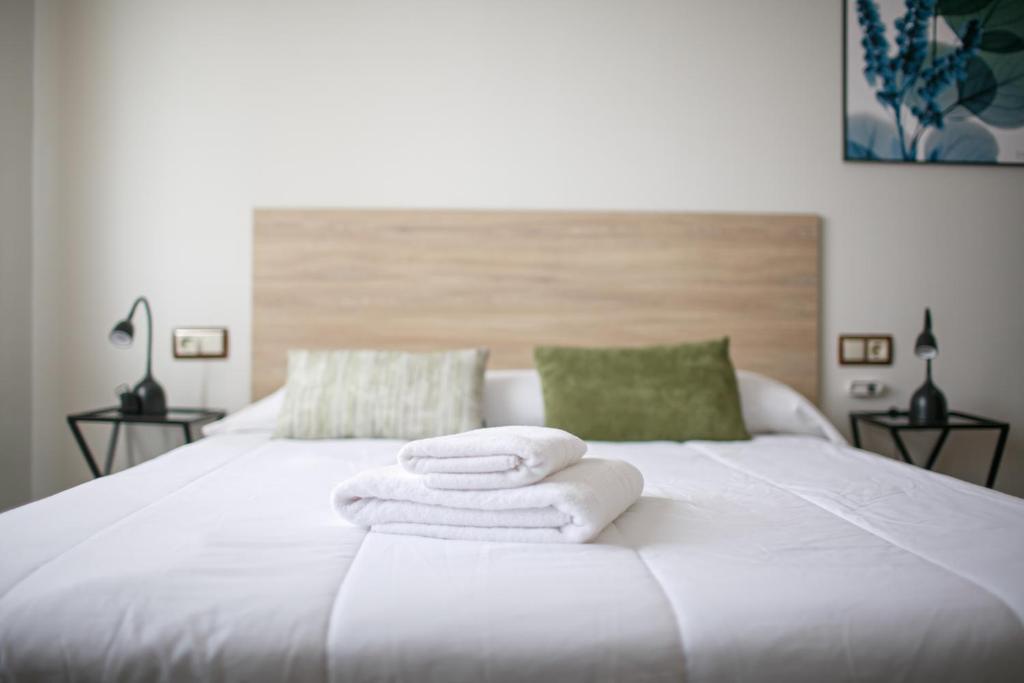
(844, 0), (1024, 166)
(839, 334), (893, 365)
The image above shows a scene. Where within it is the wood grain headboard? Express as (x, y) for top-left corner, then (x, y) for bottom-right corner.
(253, 209), (820, 402)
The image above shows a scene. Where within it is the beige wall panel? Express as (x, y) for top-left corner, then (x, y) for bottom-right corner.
(253, 210), (819, 402)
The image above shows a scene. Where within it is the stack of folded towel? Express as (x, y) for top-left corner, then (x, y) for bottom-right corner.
(331, 426), (644, 543)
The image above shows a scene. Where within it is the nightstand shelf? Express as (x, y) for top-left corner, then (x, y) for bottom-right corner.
(67, 407), (226, 478)
(850, 410), (1009, 489)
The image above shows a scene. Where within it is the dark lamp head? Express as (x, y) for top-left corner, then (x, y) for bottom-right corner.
(109, 319), (135, 348)
(914, 335), (937, 359)
(913, 308), (937, 360)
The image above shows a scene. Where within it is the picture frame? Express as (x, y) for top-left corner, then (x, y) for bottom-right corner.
(843, 0), (1024, 166)
(839, 334), (893, 365)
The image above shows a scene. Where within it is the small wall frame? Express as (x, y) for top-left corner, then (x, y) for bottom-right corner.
(839, 334), (893, 365)
(173, 327), (229, 359)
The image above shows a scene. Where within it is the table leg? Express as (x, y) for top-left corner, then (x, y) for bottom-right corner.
(67, 418), (101, 479)
(103, 421), (122, 475)
(924, 428), (949, 471)
(182, 424), (192, 444)
(891, 430), (915, 466)
(850, 416), (862, 448)
(986, 427), (1010, 489)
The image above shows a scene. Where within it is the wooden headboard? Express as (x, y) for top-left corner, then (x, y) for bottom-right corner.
(253, 209), (820, 402)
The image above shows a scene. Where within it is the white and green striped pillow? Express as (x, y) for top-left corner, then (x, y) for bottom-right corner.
(273, 348), (489, 440)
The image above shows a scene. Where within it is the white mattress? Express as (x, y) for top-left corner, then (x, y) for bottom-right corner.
(1, 434), (1022, 682)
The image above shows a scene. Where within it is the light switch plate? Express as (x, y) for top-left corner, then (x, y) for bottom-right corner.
(173, 328), (228, 359)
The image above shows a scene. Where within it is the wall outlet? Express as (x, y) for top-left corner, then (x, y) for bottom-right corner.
(173, 328), (228, 359)
(849, 379), (886, 399)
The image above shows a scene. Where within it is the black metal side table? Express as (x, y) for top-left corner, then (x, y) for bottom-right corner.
(67, 407), (226, 478)
(850, 410), (1010, 489)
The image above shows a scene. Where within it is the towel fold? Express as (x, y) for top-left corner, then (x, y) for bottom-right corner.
(332, 458), (644, 543)
(398, 426), (587, 490)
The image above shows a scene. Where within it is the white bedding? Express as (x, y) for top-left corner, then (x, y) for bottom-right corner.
(1, 434), (1022, 682)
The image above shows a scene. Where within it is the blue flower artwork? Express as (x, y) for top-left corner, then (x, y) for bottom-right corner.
(845, 0), (1024, 165)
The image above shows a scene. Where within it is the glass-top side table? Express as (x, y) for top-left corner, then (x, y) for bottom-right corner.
(67, 407), (226, 478)
(850, 410), (1010, 489)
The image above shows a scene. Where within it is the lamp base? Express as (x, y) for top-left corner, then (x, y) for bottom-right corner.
(909, 379), (947, 425)
(134, 375), (167, 415)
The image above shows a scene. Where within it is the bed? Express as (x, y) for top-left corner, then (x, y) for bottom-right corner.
(1, 210), (1021, 682)
(2, 405), (1022, 681)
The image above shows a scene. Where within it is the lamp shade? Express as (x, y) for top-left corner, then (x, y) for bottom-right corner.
(914, 308), (937, 360)
(109, 319), (135, 348)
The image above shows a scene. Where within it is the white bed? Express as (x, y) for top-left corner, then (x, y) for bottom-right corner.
(3, 211), (1021, 681)
(1, 374), (1022, 682)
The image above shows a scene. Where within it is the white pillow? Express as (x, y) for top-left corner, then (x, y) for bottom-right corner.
(480, 368), (844, 442)
(736, 370), (845, 444)
(202, 372), (543, 437)
(204, 368), (844, 443)
(201, 389), (285, 437)
(483, 369), (545, 428)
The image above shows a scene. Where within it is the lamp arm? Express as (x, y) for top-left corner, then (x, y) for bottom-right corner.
(124, 296), (154, 378)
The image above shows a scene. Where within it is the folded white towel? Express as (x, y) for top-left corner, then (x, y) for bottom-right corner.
(398, 426), (588, 490)
(332, 458), (644, 543)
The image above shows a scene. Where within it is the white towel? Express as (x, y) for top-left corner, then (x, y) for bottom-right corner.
(397, 426), (587, 490)
(332, 458), (644, 543)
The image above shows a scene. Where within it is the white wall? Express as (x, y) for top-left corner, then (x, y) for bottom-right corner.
(30, 0), (1024, 497)
(0, 0), (34, 510)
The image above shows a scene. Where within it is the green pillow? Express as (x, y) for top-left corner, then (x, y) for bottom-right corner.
(274, 348), (488, 439)
(534, 339), (749, 442)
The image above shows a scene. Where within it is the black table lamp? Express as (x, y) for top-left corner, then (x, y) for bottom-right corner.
(110, 296), (167, 414)
(909, 307), (947, 425)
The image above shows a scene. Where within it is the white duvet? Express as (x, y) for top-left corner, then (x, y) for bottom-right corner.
(1, 434), (1022, 682)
